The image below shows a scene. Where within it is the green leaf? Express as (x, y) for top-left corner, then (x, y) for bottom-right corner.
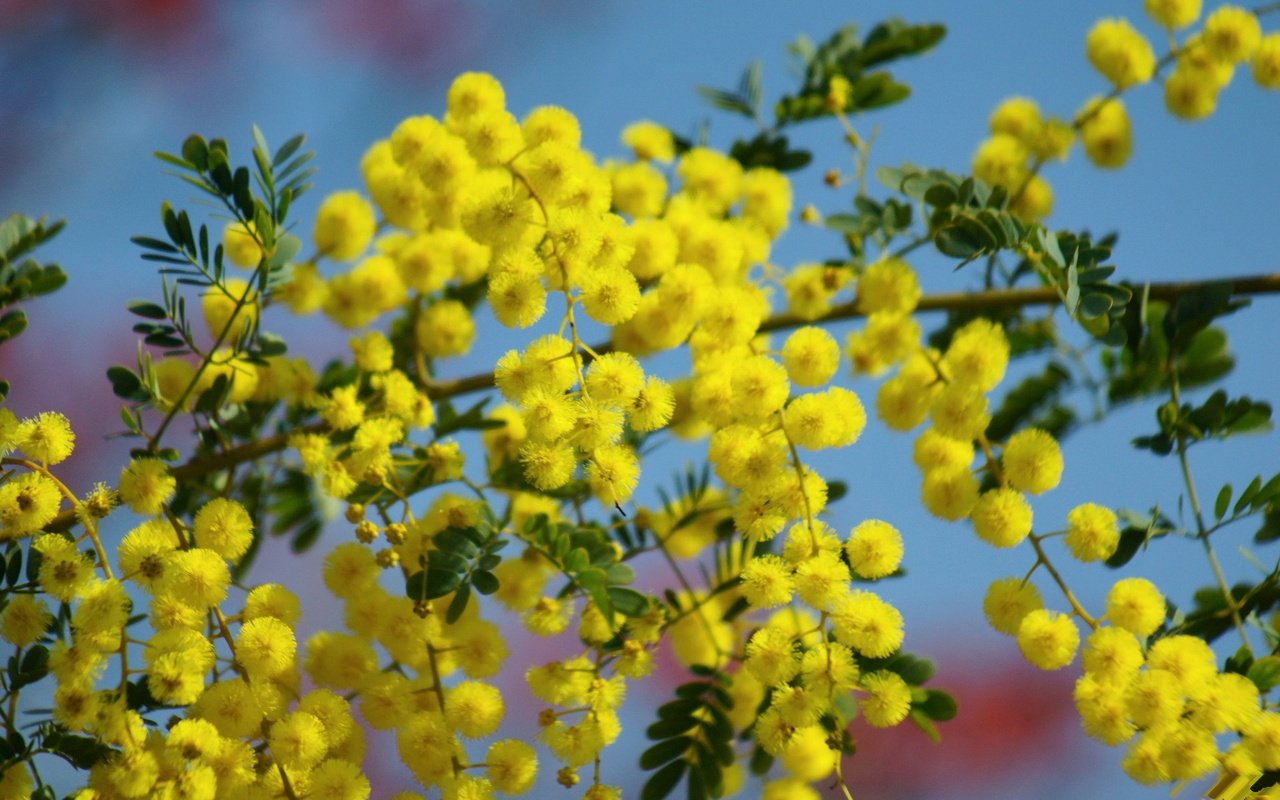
(1254, 473), (1280, 510)
(647, 716), (698, 739)
(268, 233), (302, 271)
(0, 309), (27, 341)
(29, 264), (66, 295)
(5, 549), (22, 587)
(273, 134), (306, 168)
(433, 397), (499, 437)
(127, 300), (169, 319)
(1247, 656), (1280, 692)
(859, 19), (946, 67)
(1163, 282), (1246, 352)
(255, 331), (288, 357)
(640, 737), (692, 770)
(107, 366), (150, 403)
(642, 759), (687, 800)
(435, 527), (480, 558)
(181, 134), (209, 171)
(1106, 526), (1148, 568)
(850, 72), (910, 110)
(1215, 484), (1233, 520)
(43, 729), (111, 769)
(445, 583), (471, 624)
(934, 226), (982, 259)
(987, 363), (1071, 442)
(289, 519), (322, 553)
(430, 551), (470, 573)
(687, 761), (709, 800)
(748, 746), (774, 776)
(661, 695), (703, 716)
(1079, 291), (1113, 318)
(607, 586), (650, 617)
(1235, 475), (1263, 516)
(916, 688), (958, 721)
(13, 645), (48, 690)
(880, 652), (935, 685)
(728, 132), (811, 172)
(695, 86), (756, 119)
(423, 568), (462, 599)
(471, 570), (499, 595)
(564, 547), (590, 574)
(605, 563), (635, 585)
(25, 547), (41, 583)
(908, 708), (941, 742)
(923, 182), (957, 208)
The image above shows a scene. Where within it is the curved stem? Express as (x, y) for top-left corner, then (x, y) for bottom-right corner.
(1168, 349), (1253, 655)
(1027, 532), (1098, 629)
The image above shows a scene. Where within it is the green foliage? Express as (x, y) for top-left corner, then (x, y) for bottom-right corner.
(728, 132), (812, 173)
(775, 20), (944, 123)
(0, 214), (67, 351)
(129, 130), (311, 362)
(433, 397), (506, 438)
(267, 468), (326, 560)
(641, 672), (736, 800)
(517, 514), (648, 624)
(405, 515), (507, 623)
(1105, 298), (1236, 406)
(1105, 508), (1175, 569)
(696, 60), (764, 122)
(1159, 567), (1280, 644)
(1133, 390), (1272, 456)
(986, 362), (1075, 441)
(824, 195), (913, 258)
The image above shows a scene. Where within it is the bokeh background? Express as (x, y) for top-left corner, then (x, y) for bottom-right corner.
(2, 1), (1278, 798)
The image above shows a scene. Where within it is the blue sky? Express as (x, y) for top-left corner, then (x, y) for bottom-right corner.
(2, 1), (1279, 797)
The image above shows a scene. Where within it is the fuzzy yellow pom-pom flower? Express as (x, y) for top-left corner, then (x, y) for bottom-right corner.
(1203, 5), (1262, 64)
(859, 670), (913, 727)
(845, 519), (904, 579)
(1064, 503), (1120, 562)
(192, 497), (254, 564)
(1105, 577), (1165, 637)
(1001, 427), (1063, 495)
(1253, 33), (1280, 89)
(446, 681), (505, 738)
(14, 411), (75, 465)
(970, 488), (1033, 548)
(0, 595), (52, 647)
(0, 473), (61, 539)
(1017, 609), (1079, 670)
(1080, 626), (1144, 683)
(1086, 18), (1157, 89)
(1145, 0), (1201, 29)
(1077, 96), (1132, 169)
(487, 739), (538, 794)
(781, 326), (840, 387)
(983, 577), (1044, 635)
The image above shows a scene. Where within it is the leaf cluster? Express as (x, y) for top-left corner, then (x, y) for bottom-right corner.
(0, 214), (67, 362)
(776, 20), (944, 124)
(641, 667), (737, 800)
(521, 514), (649, 623)
(405, 518), (509, 624)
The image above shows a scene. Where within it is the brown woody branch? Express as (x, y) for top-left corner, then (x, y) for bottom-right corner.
(41, 271), (1280, 534)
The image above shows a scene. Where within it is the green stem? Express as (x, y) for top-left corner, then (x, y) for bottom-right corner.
(1168, 350), (1253, 656)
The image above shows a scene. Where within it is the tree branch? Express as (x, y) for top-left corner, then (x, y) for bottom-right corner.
(41, 271), (1280, 534)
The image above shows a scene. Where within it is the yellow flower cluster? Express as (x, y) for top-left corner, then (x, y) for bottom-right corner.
(972, 2), (1277, 209)
(1068, 581), (1280, 785)
(4, 11), (1274, 791)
